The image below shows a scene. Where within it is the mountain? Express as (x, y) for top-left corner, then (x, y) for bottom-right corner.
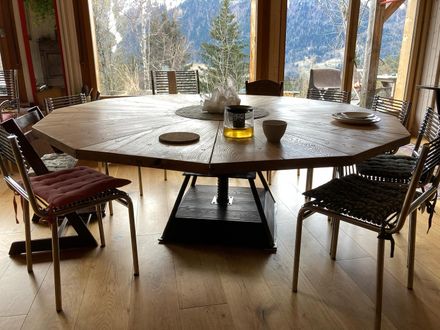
(173, 0), (406, 78)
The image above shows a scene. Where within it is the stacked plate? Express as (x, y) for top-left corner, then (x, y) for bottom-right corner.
(332, 111), (381, 125)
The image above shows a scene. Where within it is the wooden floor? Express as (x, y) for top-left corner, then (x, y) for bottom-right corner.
(1, 164), (440, 329)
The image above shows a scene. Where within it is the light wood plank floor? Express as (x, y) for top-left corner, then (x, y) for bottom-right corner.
(1, 164), (440, 329)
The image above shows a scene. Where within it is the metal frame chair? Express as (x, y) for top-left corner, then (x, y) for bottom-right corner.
(293, 136), (440, 329)
(306, 88), (350, 103)
(0, 134), (139, 312)
(151, 70), (200, 95)
(371, 95), (411, 127)
(45, 93), (86, 113)
(357, 107), (439, 184)
(0, 69), (20, 122)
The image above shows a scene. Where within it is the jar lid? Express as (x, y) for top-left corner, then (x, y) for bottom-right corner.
(225, 105), (253, 114)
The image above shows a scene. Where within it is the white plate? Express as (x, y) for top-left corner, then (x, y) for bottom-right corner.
(335, 111), (375, 119)
(332, 113), (381, 125)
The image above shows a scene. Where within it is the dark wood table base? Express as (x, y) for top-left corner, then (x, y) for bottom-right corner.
(160, 174), (277, 251)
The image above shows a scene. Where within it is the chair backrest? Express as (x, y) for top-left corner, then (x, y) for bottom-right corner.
(14, 106), (45, 133)
(1, 119), (49, 175)
(151, 70), (200, 95)
(45, 93), (86, 113)
(309, 68), (341, 90)
(412, 107), (440, 157)
(371, 95), (410, 126)
(393, 135), (440, 233)
(245, 80), (284, 96)
(0, 69), (19, 101)
(306, 88), (350, 104)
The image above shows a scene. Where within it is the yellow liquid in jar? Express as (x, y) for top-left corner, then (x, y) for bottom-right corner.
(223, 126), (254, 139)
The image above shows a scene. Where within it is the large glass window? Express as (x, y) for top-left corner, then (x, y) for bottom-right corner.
(91, 0), (250, 96)
(284, 0), (406, 102)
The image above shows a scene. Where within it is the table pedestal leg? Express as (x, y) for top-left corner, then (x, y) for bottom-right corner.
(160, 172), (276, 250)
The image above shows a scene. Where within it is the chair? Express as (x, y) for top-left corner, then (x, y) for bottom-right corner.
(0, 134), (139, 312)
(371, 95), (410, 127)
(293, 136), (440, 329)
(309, 68), (342, 90)
(357, 107), (439, 184)
(12, 106), (78, 172)
(306, 88), (350, 103)
(0, 69), (20, 122)
(151, 70), (200, 180)
(45, 93), (86, 113)
(151, 70), (200, 95)
(245, 79), (284, 184)
(245, 80), (284, 96)
(45, 94), (144, 206)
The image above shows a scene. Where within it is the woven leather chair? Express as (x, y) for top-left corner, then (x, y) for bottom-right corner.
(151, 70), (200, 95)
(245, 80), (283, 96)
(357, 107), (439, 184)
(293, 136), (440, 329)
(0, 134), (139, 312)
(0, 69), (20, 122)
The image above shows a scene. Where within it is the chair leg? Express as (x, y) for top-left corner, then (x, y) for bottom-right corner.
(330, 218), (340, 259)
(137, 166), (143, 197)
(22, 198), (33, 273)
(297, 168), (300, 177)
(104, 162), (114, 216)
(292, 210), (305, 292)
(164, 169), (167, 181)
(407, 211), (417, 289)
(51, 221), (62, 312)
(305, 168), (314, 202)
(96, 204), (106, 247)
(266, 170), (272, 185)
(375, 238), (385, 330)
(126, 198), (139, 276)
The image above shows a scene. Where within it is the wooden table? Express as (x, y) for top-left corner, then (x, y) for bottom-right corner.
(33, 95), (410, 249)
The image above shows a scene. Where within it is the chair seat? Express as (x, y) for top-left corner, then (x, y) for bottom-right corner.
(30, 166), (131, 211)
(303, 174), (408, 226)
(41, 153), (78, 172)
(357, 154), (417, 183)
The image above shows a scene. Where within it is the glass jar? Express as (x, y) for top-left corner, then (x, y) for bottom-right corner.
(223, 105), (254, 138)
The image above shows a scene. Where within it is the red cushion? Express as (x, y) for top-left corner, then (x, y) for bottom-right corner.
(30, 166), (131, 210)
(0, 113), (15, 122)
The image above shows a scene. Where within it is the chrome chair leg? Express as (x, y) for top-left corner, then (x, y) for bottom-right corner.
(22, 198), (33, 273)
(375, 238), (385, 329)
(104, 162), (114, 216)
(137, 166), (143, 197)
(330, 218), (340, 259)
(96, 204), (105, 247)
(51, 222), (62, 312)
(407, 211), (417, 289)
(292, 210), (305, 292)
(126, 197), (139, 276)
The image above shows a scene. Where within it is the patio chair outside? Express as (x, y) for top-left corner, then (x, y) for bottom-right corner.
(0, 69), (20, 122)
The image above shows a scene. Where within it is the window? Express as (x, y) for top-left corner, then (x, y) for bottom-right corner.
(90, 0), (250, 96)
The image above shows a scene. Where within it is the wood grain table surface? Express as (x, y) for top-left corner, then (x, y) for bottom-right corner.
(32, 94), (411, 176)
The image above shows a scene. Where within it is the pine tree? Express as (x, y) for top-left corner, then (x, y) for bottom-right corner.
(200, 0), (248, 92)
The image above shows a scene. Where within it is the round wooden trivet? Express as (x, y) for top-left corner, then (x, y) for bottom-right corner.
(159, 132), (200, 144)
